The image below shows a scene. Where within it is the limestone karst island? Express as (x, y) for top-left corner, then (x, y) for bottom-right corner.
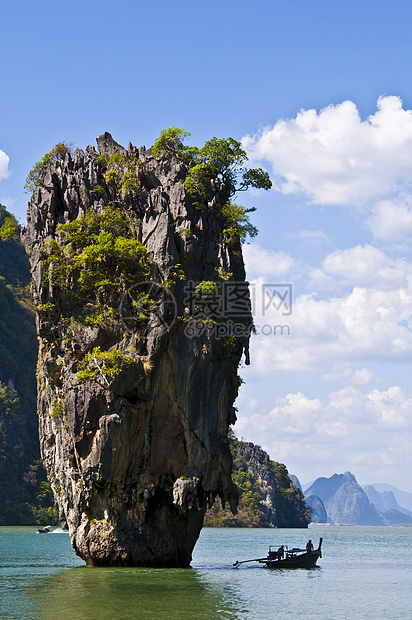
(20, 129), (282, 567)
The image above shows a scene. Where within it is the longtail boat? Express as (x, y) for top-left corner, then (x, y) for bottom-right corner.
(233, 537), (323, 569)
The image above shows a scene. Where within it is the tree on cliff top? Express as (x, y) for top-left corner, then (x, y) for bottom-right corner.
(152, 126), (272, 216)
(24, 141), (74, 194)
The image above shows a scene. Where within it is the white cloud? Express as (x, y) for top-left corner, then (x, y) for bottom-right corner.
(243, 95), (412, 207)
(366, 386), (410, 427)
(310, 244), (412, 291)
(0, 149), (10, 181)
(0, 196), (15, 209)
(367, 197), (412, 242)
(243, 243), (297, 279)
(305, 267), (336, 291)
(322, 363), (375, 385)
(234, 385), (412, 490)
(267, 392), (322, 435)
(250, 281), (412, 375)
(242, 239), (412, 380)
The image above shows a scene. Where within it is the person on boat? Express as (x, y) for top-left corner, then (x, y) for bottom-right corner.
(277, 545), (285, 559)
(306, 540), (314, 554)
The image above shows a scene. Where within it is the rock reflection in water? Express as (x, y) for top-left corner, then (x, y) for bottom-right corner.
(33, 566), (244, 620)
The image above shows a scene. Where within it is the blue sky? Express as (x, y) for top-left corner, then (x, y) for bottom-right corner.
(2, 0), (412, 492)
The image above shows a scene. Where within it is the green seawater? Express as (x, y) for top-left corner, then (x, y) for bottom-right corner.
(1, 526), (412, 619)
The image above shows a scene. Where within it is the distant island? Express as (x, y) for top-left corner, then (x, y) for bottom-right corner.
(204, 432), (311, 528)
(304, 471), (412, 525)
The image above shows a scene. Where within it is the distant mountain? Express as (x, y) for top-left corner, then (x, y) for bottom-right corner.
(289, 474), (302, 492)
(305, 494), (327, 523)
(368, 483), (412, 513)
(301, 481), (315, 493)
(363, 485), (412, 517)
(382, 509), (412, 525)
(305, 472), (385, 525)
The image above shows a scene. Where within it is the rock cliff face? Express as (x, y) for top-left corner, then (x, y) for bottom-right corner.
(229, 439), (277, 526)
(23, 133), (252, 566)
(204, 435), (311, 527)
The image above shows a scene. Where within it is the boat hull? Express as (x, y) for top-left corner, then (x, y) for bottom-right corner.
(261, 550), (321, 569)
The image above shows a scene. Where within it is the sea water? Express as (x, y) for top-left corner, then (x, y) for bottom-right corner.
(1, 525), (411, 619)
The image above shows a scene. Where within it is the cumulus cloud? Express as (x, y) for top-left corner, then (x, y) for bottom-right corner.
(243, 95), (412, 207)
(309, 244), (412, 291)
(0, 149), (10, 181)
(322, 363), (376, 385)
(250, 278), (412, 375)
(234, 385), (412, 489)
(367, 197), (412, 242)
(367, 386), (411, 427)
(266, 392), (322, 436)
(244, 242), (412, 376)
(243, 243), (297, 279)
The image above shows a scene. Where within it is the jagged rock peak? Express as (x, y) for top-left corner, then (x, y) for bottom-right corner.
(96, 132), (128, 156)
(23, 133), (253, 567)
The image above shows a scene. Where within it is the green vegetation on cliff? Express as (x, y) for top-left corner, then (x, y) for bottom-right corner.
(0, 205), (57, 524)
(24, 141), (74, 194)
(40, 203), (149, 299)
(152, 127), (271, 200)
(204, 433), (311, 528)
(152, 127), (271, 241)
